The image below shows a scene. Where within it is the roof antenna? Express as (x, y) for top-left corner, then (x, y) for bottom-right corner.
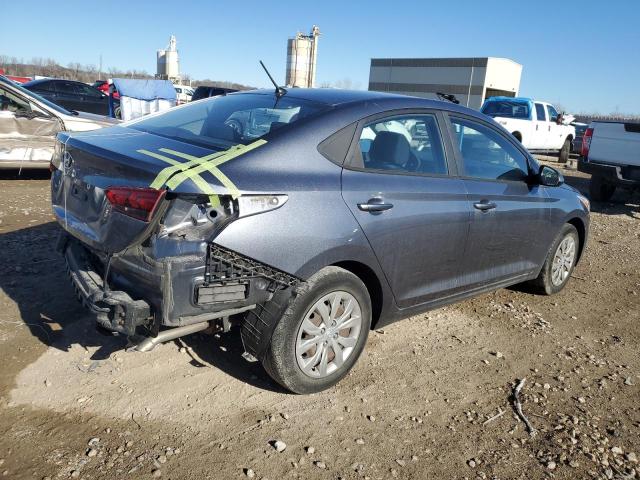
(260, 60), (287, 98)
(437, 92), (460, 104)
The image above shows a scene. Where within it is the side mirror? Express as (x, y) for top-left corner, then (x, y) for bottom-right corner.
(538, 165), (563, 187)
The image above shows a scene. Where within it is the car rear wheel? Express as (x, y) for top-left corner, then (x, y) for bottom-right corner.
(558, 137), (571, 164)
(261, 267), (371, 394)
(589, 175), (616, 202)
(531, 224), (579, 295)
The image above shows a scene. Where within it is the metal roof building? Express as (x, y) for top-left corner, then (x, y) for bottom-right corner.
(368, 57), (522, 110)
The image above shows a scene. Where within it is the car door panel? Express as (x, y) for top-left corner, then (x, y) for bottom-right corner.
(0, 87), (60, 163)
(341, 111), (471, 308)
(461, 179), (550, 287)
(533, 102), (548, 150)
(447, 114), (550, 289)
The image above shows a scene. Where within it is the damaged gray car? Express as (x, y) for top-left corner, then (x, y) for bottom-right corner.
(52, 88), (590, 393)
(0, 75), (115, 169)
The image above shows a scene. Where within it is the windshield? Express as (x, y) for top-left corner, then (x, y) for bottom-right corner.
(129, 92), (331, 150)
(5, 79), (73, 116)
(482, 100), (530, 119)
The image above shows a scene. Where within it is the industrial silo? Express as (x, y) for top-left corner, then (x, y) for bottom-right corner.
(156, 35), (180, 82)
(285, 26), (320, 88)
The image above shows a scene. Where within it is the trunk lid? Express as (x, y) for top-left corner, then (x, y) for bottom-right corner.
(51, 125), (268, 253)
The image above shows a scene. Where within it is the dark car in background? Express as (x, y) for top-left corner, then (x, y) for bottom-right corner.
(52, 89), (590, 394)
(191, 86), (238, 102)
(23, 78), (117, 116)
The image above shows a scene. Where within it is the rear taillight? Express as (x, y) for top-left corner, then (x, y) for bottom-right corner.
(581, 127), (593, 158)
(105, 187), (166, 222)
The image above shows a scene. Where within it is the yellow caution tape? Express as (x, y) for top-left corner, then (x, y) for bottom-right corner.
(137, 139), (267, 205)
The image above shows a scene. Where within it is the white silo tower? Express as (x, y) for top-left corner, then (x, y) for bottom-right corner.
(285, 25), (320, 88)
(156, 35), (181, 83)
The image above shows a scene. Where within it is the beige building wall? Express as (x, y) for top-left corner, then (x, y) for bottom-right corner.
(368, 57), (522, 110)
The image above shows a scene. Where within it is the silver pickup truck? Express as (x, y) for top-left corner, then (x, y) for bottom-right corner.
(578, 121), (640, 201)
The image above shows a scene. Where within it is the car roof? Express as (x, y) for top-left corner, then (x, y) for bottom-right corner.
(23, 78), (84, 86)
(235, 88), (483, 117)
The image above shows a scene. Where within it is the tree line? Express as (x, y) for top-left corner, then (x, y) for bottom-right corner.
(0, 55), (253, 90)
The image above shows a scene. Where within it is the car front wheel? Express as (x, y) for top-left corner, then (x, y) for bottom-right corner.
(531, 224), (579, 295)
(261, 267), (371, 394)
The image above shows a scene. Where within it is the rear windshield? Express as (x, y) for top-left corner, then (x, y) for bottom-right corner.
(482, 100), (530, 119)
(129, 92), (331, 150)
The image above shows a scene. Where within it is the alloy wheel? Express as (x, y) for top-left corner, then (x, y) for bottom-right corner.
(551, 235), (576, 286)
(295, 291), (363, 378)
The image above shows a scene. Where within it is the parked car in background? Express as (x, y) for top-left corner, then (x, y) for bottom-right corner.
(481, 97), (576, 163)
(191, 86), (238, 102)
(578, 121), (640, 200)
(52, 88), (589, 394)
(571, 122), (588, 155)
(93, 80), (120, 99)
(23, 78), (118, 116)
(174, 85), (194, 104)
(0, 75), (116, 169)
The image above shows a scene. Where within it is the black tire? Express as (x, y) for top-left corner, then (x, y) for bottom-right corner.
(558, 137), (571, 164)
(589, 175), (616, 202)
(512, 132), (522, 143)
(531, 224), (579, 295)
(260, 267), (371, 394)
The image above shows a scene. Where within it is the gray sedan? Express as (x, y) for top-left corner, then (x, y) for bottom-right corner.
(51, 88), (590, 393)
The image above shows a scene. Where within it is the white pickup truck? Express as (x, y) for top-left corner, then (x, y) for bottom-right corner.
(481, 97), (575, 163)
(578, 121), (640, 201)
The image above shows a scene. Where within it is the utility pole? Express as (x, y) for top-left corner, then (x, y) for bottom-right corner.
(99, 54), (103, 80)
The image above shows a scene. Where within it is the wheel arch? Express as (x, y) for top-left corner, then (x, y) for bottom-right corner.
(331, 260), (384, 329)
(512, 131), (522, 142)
(566, 216), (586, 262)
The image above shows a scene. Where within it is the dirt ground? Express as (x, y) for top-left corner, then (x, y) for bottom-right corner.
(0, 162), (638, 480)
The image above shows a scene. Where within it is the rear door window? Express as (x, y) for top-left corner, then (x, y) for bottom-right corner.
(535, 103), (546, 121)
(450, 116), (529, 181)
(356, 114), (448, 175)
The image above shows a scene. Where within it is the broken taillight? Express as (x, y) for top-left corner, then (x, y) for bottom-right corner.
(105, 187), (166, 222)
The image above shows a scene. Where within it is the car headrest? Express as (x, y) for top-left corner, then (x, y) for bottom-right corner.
(368, 131), (411, 168)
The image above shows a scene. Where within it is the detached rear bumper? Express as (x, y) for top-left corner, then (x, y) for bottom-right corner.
(578, 159), (640, 186)
(58, 233), (299, 336)
(59, 235), (151, 336)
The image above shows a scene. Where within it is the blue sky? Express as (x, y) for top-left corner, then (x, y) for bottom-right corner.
(3, 0), (639, 113)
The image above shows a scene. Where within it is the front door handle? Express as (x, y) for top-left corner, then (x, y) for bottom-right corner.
(473, 201), (497, 211)
(358, 198), (394, 212)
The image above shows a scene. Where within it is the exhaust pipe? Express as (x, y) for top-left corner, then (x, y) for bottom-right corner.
(132, 321), (211, 352)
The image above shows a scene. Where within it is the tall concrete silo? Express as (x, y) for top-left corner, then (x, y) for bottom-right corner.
(285, 25), (320, 88)
(156, 35), (181, 83)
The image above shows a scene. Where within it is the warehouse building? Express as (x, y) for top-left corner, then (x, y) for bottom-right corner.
(368, 57), (522, 109)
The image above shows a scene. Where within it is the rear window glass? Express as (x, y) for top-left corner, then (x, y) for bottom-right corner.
(482, 100), (530, 119)
(129, 93), (330, 150)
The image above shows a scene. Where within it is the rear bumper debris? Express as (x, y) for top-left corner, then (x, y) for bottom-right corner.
(61, 235), (151, 336)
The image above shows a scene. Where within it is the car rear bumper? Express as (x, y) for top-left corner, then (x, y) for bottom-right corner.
(60, 234), (151, 336)
(578, 159), (640, 186)
(59, 232), (298, 335)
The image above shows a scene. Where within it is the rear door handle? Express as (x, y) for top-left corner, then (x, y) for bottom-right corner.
(358, 199), (394, 212)
(473, 201), (496, 211)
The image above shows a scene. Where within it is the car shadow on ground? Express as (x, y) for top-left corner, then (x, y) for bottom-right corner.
(0, 169), (51, 180)
(0, 222), (282, 391)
